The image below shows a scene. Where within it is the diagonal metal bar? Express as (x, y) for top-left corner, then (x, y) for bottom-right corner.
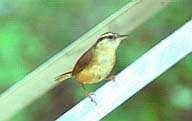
(56, 20), (192, 121)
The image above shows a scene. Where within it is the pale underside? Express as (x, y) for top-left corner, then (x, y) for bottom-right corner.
(74, 46), (116, 84)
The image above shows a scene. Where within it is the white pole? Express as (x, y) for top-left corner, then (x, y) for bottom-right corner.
(56, 20), (192, 121)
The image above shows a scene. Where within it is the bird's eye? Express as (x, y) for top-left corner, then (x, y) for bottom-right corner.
(108, 35), (114, 39)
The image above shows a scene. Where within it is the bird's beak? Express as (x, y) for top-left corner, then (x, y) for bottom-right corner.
(119, 35), (128, 38)
(117, 34), (128, 40)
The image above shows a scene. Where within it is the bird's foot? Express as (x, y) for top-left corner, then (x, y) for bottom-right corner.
(86, 92), (97, 105)
(106, 75), (120, 87)
(106, 75), (116, 82)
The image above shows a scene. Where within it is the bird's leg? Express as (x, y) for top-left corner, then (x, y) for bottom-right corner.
(86, 92), (97, 104)
(79, 83), (86, 91)
(79, 83), (97, 104)
(105, 75), (116, 82)
(105, 75), (119, 87)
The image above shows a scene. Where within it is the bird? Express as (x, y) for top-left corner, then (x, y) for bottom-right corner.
(55, 32), (128, 100)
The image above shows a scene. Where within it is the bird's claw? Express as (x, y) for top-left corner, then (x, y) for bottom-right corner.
(86, 92), (97, 105)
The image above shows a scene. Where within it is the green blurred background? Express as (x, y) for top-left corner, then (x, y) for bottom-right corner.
(0, 0), (192, 121)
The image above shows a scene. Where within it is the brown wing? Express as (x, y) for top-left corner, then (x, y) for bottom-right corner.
(72, 46), (95, 75)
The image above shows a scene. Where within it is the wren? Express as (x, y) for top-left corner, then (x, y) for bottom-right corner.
(56, 32), (128, 100)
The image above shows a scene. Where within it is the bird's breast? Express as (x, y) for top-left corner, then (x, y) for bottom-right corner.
(76, 48), (116, 84)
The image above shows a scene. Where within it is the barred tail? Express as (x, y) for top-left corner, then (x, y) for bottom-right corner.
(55, 72), (72, 82)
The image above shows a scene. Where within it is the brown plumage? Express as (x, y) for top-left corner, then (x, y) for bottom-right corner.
(72, 46), (95, 76)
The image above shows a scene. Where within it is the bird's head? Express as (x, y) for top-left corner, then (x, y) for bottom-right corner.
(96, 32), (128, 49)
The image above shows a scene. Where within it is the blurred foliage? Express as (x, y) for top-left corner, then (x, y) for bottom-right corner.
(0, 0), (192, 121)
